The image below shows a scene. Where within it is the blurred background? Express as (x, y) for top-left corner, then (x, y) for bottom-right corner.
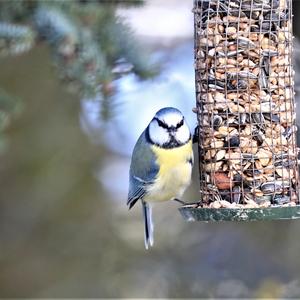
(1, 0), (300, 298)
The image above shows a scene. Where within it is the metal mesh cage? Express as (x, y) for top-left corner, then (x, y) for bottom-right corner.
(180, 0), (300, 221)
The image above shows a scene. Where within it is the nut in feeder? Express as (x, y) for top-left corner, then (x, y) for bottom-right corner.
(180, 0), (300, 221)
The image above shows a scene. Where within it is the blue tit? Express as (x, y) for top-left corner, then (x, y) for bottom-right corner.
(127, 107), (193, 249)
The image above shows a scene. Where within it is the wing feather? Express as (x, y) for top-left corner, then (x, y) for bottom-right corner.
(127, 131), (159, 209)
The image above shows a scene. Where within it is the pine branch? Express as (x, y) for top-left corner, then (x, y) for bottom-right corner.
(0, 1), (154, 121)
(0, 22), (35, 56)
(61, 28), (112, 97)
(34, 7), (78, 46)
(72, 0), (144, 8)
(114, 17), (158, 78)
(0, 0), (36, 22)
(34, 7), (112, 97)
(94, 13), (158, 78)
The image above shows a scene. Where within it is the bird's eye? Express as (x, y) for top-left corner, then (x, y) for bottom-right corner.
(156, 118), (168, 129)
(176, 119), (184, 129)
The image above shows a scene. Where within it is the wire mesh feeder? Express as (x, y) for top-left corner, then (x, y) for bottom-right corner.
(179, 0), (300, 221)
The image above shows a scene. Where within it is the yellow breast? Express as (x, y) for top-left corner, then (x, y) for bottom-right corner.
(144, 140), (193, 203)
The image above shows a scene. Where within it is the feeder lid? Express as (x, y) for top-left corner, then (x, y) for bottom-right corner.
(179, 205), (300, 222)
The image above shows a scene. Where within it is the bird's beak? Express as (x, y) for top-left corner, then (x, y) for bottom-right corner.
(168, 126), (176, 136)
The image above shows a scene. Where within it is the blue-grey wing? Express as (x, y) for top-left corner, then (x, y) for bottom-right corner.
(127, 130), (159, 209)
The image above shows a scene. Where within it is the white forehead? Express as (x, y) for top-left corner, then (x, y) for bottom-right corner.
(155, 110), (183, 126)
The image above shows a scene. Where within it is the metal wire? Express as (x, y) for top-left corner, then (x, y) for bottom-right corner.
(194, 0), (299, 208)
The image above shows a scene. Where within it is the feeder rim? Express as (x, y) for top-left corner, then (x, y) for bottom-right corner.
(179, 204), (300, 222)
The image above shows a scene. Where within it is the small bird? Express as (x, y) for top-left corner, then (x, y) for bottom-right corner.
(127, 107), (193, 249)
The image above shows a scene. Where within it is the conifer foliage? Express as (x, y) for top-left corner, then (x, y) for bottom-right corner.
(0, 0), (153, 151)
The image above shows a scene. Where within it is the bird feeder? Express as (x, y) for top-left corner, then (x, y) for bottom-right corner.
(180, 0), (300, 221)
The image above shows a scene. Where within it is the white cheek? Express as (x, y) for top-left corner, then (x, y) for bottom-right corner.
(148, 122), (169, 145)
(176, 124), (191, 143)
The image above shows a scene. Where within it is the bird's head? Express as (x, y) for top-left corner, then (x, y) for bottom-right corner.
(147, 107), (191, 148)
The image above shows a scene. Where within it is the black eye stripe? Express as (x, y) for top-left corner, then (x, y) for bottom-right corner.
(155, 117), (184, 129)
(176, 119), (184, 129)
(155, 118), (168, 129)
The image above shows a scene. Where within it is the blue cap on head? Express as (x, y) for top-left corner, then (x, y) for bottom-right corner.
(153, 107), (184, 129)
(154, 107), (183, 118)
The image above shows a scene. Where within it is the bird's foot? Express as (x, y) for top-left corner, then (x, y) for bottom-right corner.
(174, 198), (203, 207)
(173, 198), (187, 205)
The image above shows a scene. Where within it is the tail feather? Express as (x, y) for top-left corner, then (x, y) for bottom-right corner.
(142, 201), (154, 249)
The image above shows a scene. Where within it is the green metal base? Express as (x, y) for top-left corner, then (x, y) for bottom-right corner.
(179, 205), (300, 222)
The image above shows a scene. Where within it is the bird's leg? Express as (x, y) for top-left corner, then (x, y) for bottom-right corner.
(173, 198), (187, 205)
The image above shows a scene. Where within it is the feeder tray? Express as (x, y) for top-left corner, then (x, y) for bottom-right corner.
(181, 0), (300, 222)
(179, 205), (300, 222)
